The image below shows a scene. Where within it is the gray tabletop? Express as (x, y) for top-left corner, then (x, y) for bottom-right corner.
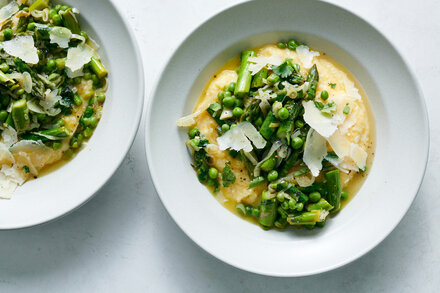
(1, 0), (439, 292)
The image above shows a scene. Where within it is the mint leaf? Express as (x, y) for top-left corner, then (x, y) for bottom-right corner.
(329, 83), (336, 89)
(222, 161), (236, 187)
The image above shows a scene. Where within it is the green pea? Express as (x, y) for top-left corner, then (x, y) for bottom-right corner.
(222, 96), (235, 108)
(245, 206), (253, 216)
(267, 170), (278, 182)
(3, 28), (13, 40)
(221, 124), (230, 132)
(46, 59), (56, 71)
(49, 9), (57, 19)
(80, 31), (88, 41)
(232, 107), (243, 117)
(0, 110), (7, 122)
(287, 39), (299, 50)
(261, 157), (276, 172)
(208, 167), (218, 179)
(55, 4), (62, 11)
(341, 190), (349, 201)
(316, 220), (326, 228)
(321, 90), (329, 100)
(84, 106), (94, 118)
(15, 88), (25, 96)
(52, 14), (62, 25)
(27, 22), (36, 31)
(277, 107), (289, 120)
(309, 192), (321, 203)
(0, 62), (9, 73)
(276, 191), (285, 202)
(251, 207), (260, 218)
(55, 58), (65, 70)
(96, 94), (106, 103)
(84, 72), (93, 80)
(294, 120), (304, 129)
(73, 77), (82, 84)
(91, 74), (99, 85)
(52, 141), (62, 150)
(281, 201), (289, 210)
(88, 96), (95, 106)
(217, 90), (225, 101)
(83, 127), (93, 138)
(291, 136), (303, 149)
(188, 127), (199, 138)
(229, 123), (237, 130)
(60, 5), (70, 11)
(56, 119), (65, 127)
(277, 42), (286, 49)
(288, 198), (296, 210)
(227, 82), (236, 93)
(267, 73), (280, 86)
(89, 117), (98, 128)
(296, 202), (304, 211)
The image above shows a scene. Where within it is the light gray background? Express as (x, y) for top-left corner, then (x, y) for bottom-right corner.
(1, 0), (439, 292)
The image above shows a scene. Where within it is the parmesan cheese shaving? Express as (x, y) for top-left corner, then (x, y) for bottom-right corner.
(0, 1), (18, 24)
(65, 44), (94, 73)
(303, 100), (342, 138)
(2, 35), (38, 64)
(40, 89), (62, 116)
(217, 122), (266, 153)
(0, 142), (14, 165)
(176, 110), (202, 127)
(50, 26), (72, 48)
(350, 143), (367, 170)
(1, 126), (17, 147)
(303, 129), (327, 177)
(248, 56), (283, 75)
(296, 45), (320, 69)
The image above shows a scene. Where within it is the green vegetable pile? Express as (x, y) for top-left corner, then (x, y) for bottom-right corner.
(186, 40), (351, 230)
(0, 0), (107, 158)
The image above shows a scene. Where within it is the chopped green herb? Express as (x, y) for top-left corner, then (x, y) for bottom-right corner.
(222, 162), (236, 187)
(272, 59), (294, 78)
(329, 83), (336, 89)
(23, 166), (30, 173)
(314, 101), (337, 116)
(343, 103), (350, 114)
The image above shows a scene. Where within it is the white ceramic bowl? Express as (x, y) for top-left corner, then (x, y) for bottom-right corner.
(0, 0), (144, 229)
(146, 0), (428, 276)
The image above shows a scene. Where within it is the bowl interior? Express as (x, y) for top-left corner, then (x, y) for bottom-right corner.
(146, 0), (428, 276)
(0, 0), (144, 229)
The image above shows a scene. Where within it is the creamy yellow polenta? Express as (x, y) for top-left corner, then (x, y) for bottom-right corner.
(192, 44), (375, 212)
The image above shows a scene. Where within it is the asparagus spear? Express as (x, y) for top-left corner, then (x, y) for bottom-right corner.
(286, 185), (308, 202)
(234, 50), (256, 98)
(259, 190), (277, 228)
(89, 57), (108, 79)
(241, 99), (261, 123)
(0, 70), (15, 86)
(287, 211), (320, 225)
(251, 69), (268, 88)
(11, 99), (30, 131)
(61, 8), (81, 34)
(325, 170), (342, 212)
(276, 102), (301, 143)
(29, 0), (49, 11)
(248, 176), (266, 189)
(278, 151), (299, 177)
(259, 110), (277, 139)
(305, 64), (319, 100)
(307, 198), (333, 212)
